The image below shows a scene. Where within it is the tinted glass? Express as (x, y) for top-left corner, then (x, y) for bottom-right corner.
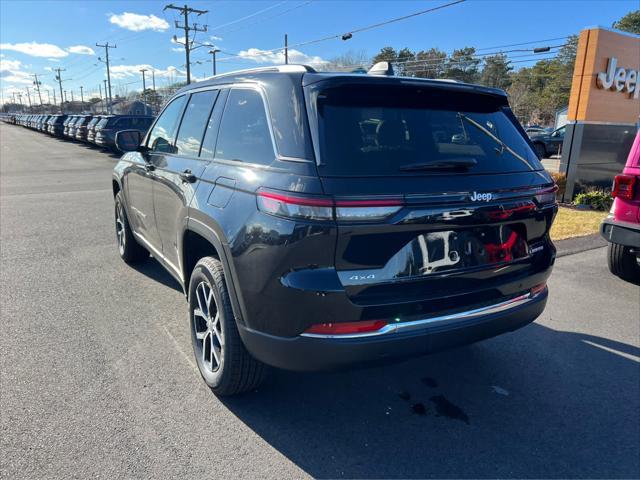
(315, 84), (541, 176)
(97, 118), (111, 128)
(175, 91), (218, 157)
(215, 89), (274, 165)
(129, 117), (153, 128)
(147, 96), (187, 153)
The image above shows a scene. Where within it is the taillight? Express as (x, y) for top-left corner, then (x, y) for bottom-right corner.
(335, 198), (403, 222)
(257, 191), (333, 221)
(304, 319), (387, 335)
(257, 189), (403, 222)
(612, 175), (636, 200)
(534, 185), (558, 205)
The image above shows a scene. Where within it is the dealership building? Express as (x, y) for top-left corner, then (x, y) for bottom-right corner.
(561, 26), (640, 200)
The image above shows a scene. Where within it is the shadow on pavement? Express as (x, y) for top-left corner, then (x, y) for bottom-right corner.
(129, 257), (182, 293)
(220, 323), (639, 479)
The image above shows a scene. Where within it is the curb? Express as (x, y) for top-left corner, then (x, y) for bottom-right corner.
(555, 233), (607, 258)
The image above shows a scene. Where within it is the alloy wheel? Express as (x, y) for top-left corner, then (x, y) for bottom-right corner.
(115, 202), (126, 255)
(192, 281), (223, 373)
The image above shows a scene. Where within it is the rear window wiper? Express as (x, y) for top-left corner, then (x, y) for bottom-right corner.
(399, 158), (478, 171)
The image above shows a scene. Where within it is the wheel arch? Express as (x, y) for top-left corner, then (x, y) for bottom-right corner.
(181, 219), (247, 326)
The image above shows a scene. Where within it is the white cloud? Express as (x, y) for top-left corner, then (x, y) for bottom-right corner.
(0, 58), (33, 84)
(47, 58), (60, 62)
(67, 45), (95, 55)
(237, 48), (327, 66)
(171, 47), (184, 53)
(109, 12), (169, 32)
(110, 63), (185, 80)
(0, 41), (68, 58)
(210, 35), (223, 42)
(171, 36), (186, 45)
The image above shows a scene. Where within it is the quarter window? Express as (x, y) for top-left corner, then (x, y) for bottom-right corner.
(215, 89), (274, 165)
(147, 96), (188, 153)
(175, 91), (218, 157)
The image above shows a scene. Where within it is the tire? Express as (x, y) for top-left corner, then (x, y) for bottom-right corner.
(534, 143), (546, 160)
(114, 191), (148, 263)
(189, 256), (267, 396)
(607, 242), (640, 282)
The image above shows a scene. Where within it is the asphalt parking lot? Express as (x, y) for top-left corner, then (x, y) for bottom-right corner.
(1, 123), (639, 479)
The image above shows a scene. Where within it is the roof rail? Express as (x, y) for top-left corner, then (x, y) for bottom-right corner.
(205, 64), (316, 81)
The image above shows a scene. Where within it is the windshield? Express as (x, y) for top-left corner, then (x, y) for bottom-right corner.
(313, 84), (541, 176)
(97, 118), (111, 128)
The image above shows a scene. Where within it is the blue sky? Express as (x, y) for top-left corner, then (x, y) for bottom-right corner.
(0, 0), (636, 103)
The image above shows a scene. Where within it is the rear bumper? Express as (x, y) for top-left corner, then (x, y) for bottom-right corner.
(601, 217), (640, 248)
(238, 288), (547, 371)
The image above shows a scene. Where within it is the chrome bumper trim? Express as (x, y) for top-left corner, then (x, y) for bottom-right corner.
(300, 289), (544, 339)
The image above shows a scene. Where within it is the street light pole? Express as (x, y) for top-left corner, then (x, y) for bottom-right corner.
(140, 68), (148, 112)
(209, 49), (220, 76)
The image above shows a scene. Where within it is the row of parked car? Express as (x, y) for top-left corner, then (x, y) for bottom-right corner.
(9, 113), (155, 152)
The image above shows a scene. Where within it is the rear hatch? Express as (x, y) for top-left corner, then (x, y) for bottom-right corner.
(304, 77), (556, 308)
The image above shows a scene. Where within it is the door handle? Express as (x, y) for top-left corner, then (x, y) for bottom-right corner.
(144, 163), (155, 172)
(180, 169), (197, 183)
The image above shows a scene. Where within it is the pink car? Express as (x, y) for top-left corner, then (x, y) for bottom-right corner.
(601, 130), (640, 281)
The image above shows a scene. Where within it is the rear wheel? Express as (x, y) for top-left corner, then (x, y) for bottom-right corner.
(189, 256), (267, 396)
(607, 242), (640, 282)
(534, 143), (546, 159)
(114, 191), (148, 263)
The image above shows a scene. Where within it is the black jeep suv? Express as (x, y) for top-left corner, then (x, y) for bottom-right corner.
(112, 64), (557, 395)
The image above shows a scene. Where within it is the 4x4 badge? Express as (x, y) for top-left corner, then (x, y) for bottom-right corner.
(470, 192), (493, 202)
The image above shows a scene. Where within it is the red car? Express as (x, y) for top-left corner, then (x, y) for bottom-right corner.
(601, 131), (640, 281)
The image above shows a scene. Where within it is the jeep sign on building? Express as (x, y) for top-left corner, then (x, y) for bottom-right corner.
(561, 27), (640, 200)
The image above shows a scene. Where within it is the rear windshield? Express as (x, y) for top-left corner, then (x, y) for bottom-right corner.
(87, 117), (100, 127)
(313, 84), (541, 176)
(97, 118), (112, 128)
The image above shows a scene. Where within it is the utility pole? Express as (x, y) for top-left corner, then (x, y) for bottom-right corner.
(17, 94), (24, 112)
(80, 86), (84, 108)
(209, 48), (220, 76)
(71, 91), (74, 103)
(140, 68), (148, 110)
(284, 34), (288, 64)
(52, 89), (56, 108)
(103, 80), (108, 114)
(98, 83), (103, 114)
(26, 87), (32, 111)
(46, 90), (51, 105)
(54, 67), (65, 113)
(96, 42), (116, 113)
(164, 3), (208, 85)
(32, 74), (43, 107)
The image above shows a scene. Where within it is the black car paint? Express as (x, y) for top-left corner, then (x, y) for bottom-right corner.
(530, 126), (566, 158)
(113, 69), (557, 371)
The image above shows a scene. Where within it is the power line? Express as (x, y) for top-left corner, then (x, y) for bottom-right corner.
(209, 1), (286, 31)
(216, 0), (466, 62)
(218, 1), (314, 35)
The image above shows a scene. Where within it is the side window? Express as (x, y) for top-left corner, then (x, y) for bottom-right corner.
(200, 90), (227, 159)
(147, 96), (188, 153)
(175, 90), (219, 157)
(215, 88), (275, 165)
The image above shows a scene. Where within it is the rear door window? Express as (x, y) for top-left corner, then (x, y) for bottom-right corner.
(215, 88), (275, 165)
(313, 84), (541, 176)
(175, 90), (218, 158)
(147, 96), (188, 154)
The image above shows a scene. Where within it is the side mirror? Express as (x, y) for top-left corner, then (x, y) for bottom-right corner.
(115, 129), (143, 152)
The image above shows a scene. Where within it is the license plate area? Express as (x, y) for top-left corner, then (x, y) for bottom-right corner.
(339, 225), (529, 286)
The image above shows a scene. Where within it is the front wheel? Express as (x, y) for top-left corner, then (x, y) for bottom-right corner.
(607, 242), (640, 282)
(189, 257), (267, 396)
